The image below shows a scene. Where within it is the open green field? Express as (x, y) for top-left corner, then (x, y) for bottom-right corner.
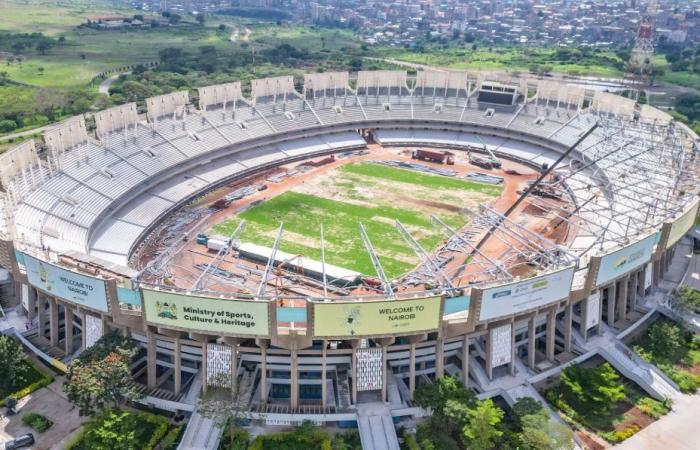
(378, 46), (625, 77)
(211, 162), (501, 278)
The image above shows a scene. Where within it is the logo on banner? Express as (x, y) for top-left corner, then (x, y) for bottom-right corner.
(156, 301), (178, 320)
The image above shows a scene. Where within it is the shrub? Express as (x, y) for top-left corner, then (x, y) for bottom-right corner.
(0, 360), (54, 407)
(159, 425), (184, 449)
(635, 397), (671, 419)
(22, 412), (53, 432)
(601, 424), (641, 443)
(401, 432), (421, 450)
(66, 409), (170, 450)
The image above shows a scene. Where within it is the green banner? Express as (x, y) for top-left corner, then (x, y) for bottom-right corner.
(143, 289), (270, 337)
(313, 296), (442, 338)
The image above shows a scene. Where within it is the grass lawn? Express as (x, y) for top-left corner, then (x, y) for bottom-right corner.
(0, 359), (53, 404)
(66, 409), (179, 450)
(211, 162), (500, 278)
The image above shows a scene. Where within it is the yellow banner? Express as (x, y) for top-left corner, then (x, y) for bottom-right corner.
(143, 289), (270, 337)
(313, 296), (442, 338)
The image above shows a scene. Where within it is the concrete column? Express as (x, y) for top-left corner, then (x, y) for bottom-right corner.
(630, 270), (638, 310)
(619, 275), (629, 322)
(147, 331), (157, 390)
(382, 345), (388, 403)
(435, 339), (444, 378)
(527, 316), (536, 369)
(173, 337), (182, 396)
(64, 307), (74, 355)
(581, 297), (589, 341)
(564, 302), (573, 353)
(49, 298), (59, 347)
(321, 340), (327, 408)
(36, 295), (45, 339)
(260, 346), (268, 403)
(486, 332), (494, 380)
(230, 343), (238, 393)
(596, 289), (605, 336)
(27, 288), (37, 323)
(546, 309), (556, 362)
(509, 321), (516, 376)
(653, 259), (661, 286)
(80, 311), (87, 351)
(290, 350), (299, 409)
(201, 340), (208, 394)
(606, 283), (616, 327)
(408, 343), (416, 400)
(462, 335), (470, 388)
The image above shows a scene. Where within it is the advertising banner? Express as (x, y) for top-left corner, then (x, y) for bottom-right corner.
(595, 234), (656, 287)
(667, 198), (700, 249)
(142, 289), (270, 337)
(490, 324), (512, 368)
(312, 296), (442, 338)
(477, 267), (574, 322)
(24, 254), (109, 312)
(585, 292), (600, 330)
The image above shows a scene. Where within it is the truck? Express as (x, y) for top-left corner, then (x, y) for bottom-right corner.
(469, 152), (497, 170)
(206, 235), (231, 252)
(412, 149), (455, 165)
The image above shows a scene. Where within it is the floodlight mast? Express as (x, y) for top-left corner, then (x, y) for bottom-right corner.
(257, 223), (284, 298)
(320, 224), (328, 298)
(192, 220), (246, 291)
(359, 222), (394, 298)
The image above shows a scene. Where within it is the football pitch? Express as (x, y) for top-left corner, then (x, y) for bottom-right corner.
(211, 162), (502, 279)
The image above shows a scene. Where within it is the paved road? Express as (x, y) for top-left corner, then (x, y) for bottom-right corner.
(615, 394), (700, 450)
(99, 71), (129, 94)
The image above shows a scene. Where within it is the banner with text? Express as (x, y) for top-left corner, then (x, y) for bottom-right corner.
(142, 289), (270, 337)
(667, 198), (700, 249)
(477, 267), (574, 322)
(595, 234), (656, 287)
(312, 296), (442, 338)
(24, 254), (109, 312)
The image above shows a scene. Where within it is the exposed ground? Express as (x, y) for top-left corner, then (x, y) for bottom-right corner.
(211, 161), (501, 278)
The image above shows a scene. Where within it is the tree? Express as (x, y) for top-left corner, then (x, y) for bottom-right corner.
(36, 41), (53, 55)
(678, 286), (700, 313)
(63, 333), (140, 416)
(644, 321), (687, 363)
(461, 399), (504, 450)
(196, 14), (205, 26)
(559, 363), (625, 415)
(0, 335), (25, 394)
(414, 376), (474, 417)
(518, 409), (574, 450)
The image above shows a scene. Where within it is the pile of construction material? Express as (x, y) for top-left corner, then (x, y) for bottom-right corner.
(466, 172), (504, 184)
(211, 185), (266, 209)
(372, 160), (458, 177)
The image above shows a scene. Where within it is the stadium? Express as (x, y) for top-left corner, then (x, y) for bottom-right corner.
(0, 70), (698, 448)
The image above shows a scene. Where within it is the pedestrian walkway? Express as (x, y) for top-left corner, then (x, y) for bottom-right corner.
(357, 403), (400, 450)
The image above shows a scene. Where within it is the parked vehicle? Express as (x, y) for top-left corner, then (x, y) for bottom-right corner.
(4, 433), (35, 450)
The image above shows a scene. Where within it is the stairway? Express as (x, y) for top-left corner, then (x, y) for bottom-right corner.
(357, 403), (400, 450)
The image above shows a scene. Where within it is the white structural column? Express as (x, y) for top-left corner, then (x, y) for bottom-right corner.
(36, 295), (46, 338)
(201, 340), (208, 394)
(173, 337), (182, 396)
(80, 310), (87, 351)
(580, 298), (589, 341)
(382, 344), (389, 403)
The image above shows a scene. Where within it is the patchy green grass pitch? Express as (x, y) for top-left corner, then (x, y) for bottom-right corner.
(211, 163), (501, 278)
